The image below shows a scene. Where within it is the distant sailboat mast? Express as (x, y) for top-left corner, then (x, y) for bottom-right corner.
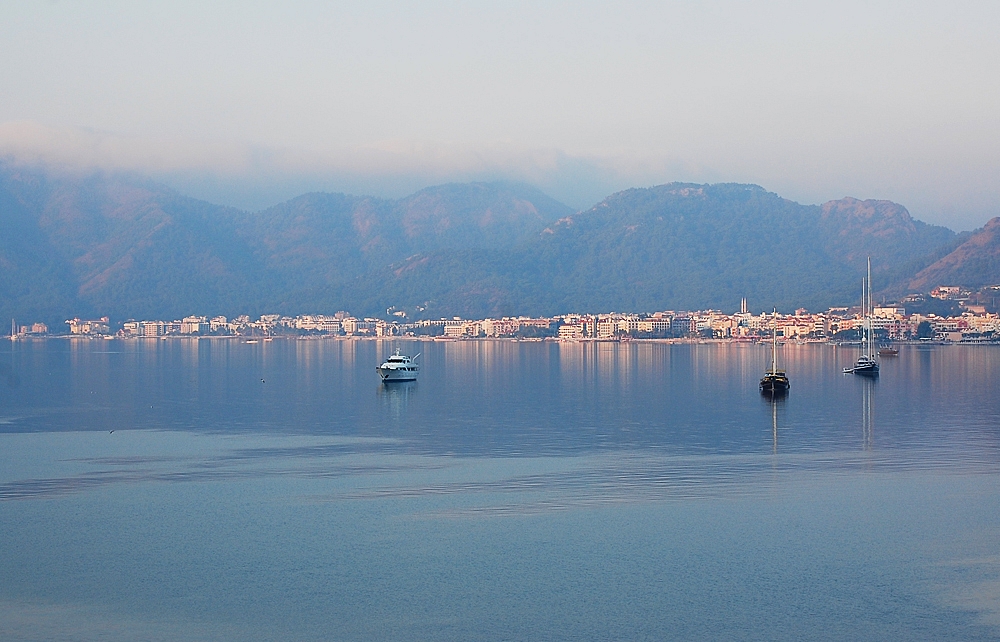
(844, 257), (880, 375)
(866, 257), (875, 358)
(861, 276), (867, 358)
(771, 309), (778, 374)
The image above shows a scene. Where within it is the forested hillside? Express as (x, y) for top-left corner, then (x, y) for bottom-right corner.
(367, 184), (960, 317)
(0, 163), (983, 327)
(908, 217), (1000, 291)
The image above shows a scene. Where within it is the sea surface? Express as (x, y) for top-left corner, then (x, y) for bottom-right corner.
(1, 338), (1000, 641)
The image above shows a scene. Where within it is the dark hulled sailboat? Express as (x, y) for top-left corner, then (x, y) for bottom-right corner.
(843, 258), (880, 377)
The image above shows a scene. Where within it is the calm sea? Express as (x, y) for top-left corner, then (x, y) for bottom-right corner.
(1, 338), (999, 641)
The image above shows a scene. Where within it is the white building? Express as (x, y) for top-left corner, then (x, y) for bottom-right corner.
(66, 317), (111, 335)
(140, 321), (166, 337)
(180, 316), (207, 334)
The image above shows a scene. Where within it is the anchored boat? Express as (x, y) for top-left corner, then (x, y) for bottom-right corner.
(377, 349), (420, 382)
(844, 257), (880, 377)
(760, 309), (790, 396)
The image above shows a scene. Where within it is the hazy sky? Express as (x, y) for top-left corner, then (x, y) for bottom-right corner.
(2, 1), (999, 229)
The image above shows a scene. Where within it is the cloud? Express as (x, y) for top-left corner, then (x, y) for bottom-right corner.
(0, 120), (576, 178)
(3, 120), (999, 230)
(0, 120), (258, 174)
(0, 120), (693, 210)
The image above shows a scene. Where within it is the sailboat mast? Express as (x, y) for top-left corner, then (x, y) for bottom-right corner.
(772, 308), (777, 373)
(860, 277), (866, 356)
(867, 257), (874, 356)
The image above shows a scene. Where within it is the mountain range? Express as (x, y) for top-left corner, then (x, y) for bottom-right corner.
(1, 161), (996, 328)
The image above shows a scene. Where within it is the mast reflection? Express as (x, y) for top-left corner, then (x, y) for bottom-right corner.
(772, 397), (778, 454)
(761, 393), (786, 454)
(861, 377), (875, 450)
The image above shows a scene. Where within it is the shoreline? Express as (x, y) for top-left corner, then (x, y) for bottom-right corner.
(5, 335), (988, 346)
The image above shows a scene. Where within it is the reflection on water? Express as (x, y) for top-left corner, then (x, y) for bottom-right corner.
(1, 340), (999, 459)
(2, 340), (998, 497)
(377, 380), (417, 419)
(861, 376), (876, 451)
(2, 340), (1000, 641)
(773, 398), (778, 453)
(0, 358), (20, 388)
(766, 395), (785, 454)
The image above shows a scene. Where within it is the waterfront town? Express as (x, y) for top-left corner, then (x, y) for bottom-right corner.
(10, 286), (1000, 343)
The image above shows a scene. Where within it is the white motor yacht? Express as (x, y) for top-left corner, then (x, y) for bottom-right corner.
(377, 349), (420, 382)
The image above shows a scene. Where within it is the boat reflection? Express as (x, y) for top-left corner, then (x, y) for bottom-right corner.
(377, 380), (417, 420)
(762, 393), (786, 454)
(861, 377), (875, 450)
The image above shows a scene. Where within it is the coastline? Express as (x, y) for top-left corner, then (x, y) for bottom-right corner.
(6, 334), (985, 346)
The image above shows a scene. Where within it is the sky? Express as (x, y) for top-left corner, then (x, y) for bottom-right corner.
(1, 1), (999, 230)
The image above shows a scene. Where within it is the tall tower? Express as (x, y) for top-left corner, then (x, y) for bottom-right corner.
(740, 297), (747, 315)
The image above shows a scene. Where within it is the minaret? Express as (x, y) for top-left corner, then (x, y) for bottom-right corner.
(740, 297), (747, 315)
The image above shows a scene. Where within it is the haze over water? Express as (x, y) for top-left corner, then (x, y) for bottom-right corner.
(2, 338), (1000, 640)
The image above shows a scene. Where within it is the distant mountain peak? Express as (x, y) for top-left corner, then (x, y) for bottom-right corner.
(821, 197), (918, 235)
(815, 196), (956, 276)
(666, 186), (705, 197)
(908, 217), (1000, 291)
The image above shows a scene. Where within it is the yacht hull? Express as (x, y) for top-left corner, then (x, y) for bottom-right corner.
(378, 368), (418, 382)
(844, 366), (879, 377)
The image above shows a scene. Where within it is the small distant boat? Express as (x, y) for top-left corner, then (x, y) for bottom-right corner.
(378, 349), (420, 382)
(844, 257), (880, 377)
(878, 346), (899, 357)
(760, 309), (790, 396)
